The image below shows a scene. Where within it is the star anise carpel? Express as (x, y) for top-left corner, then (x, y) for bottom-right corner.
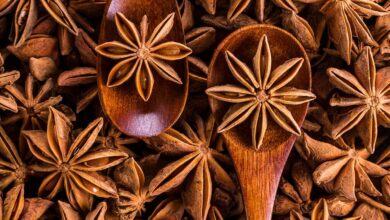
(22, 107), (128, 212)
(206, 34), (316, 150)
(327, 46), (390, 153)
(95, 12), (192, 101)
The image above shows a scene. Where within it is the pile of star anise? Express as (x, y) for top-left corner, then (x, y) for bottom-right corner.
(0, 0), (389, 219)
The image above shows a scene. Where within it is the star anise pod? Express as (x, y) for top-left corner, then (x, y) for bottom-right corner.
(299, 0), (389, 64)
(274, 159), (313, 216)
(206, 34), (315, 150)
(147, 114), (236, 220)
(0, 68), (20, 113)
(113, 157), (154, 219)
(0, 184), (53, 220)
(301, 133), (389, 201)
(23, 107), (128, 212)
(95, 12), (192, 101)
(0, 125), (28, 190)
(327, 46), (390, 153)
(58, 200), (107, 220)
(2, 74), (75, 131)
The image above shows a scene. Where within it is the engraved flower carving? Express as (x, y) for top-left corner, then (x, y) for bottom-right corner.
(96, 12), (192, 101)
(206, 34), (316, 150)
(327, 46), (390, 153)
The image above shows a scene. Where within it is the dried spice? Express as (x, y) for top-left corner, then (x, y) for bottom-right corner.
(95, 12), (192, 101)
(299, 133), (389, 201)
(327, 46), (390, 153)
(0, 0), (389, 218)
(147, 115), (236, 219)
(0, 125), (28, 190)
(206, 34), (315, 150)
(23, 107), (128, 212)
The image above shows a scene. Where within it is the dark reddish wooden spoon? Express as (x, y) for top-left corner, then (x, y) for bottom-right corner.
(208, 25), (312, 219)
(97, 0), (188, 137)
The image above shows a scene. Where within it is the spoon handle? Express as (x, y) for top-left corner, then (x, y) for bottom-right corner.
(225, 137), (296, 220)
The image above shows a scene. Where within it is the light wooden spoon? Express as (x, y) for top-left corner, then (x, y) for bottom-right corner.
(207, 24), (312, 219)
(97, 0), (189, 137)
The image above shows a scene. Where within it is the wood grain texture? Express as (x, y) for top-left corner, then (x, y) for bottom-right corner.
(207, 25), (312, 219)
(97, 0), (189, 137)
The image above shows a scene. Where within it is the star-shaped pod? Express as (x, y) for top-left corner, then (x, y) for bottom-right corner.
(206, 34), (315, 150)
(302, 133), (389, 201)
(23, 107), (128, 212)
(327, 46), (390, 153)
(96, 12), (192, 101)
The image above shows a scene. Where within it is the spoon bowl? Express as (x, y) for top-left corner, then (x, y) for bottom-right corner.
(207, 24), (311, 219)
(97, 0), (189, 137)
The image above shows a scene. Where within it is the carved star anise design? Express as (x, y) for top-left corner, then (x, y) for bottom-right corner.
(23, 107), (128, 212)
(147, 115), (236, 220)
(0, 125), (28, 190)
(303, 0), (389, 64)
(95, 12), (192, 101)
(327, 46), (390, 153)
(301, 133), (389, 201)
(206, 34), (316, 150)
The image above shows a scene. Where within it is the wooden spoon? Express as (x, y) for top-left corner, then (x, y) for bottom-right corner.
(97, 0), (189, 137)
(207, 25), (312, 220)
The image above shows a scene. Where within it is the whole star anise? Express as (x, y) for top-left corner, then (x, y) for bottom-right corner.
(23, 107), (128, 212)
(206, 34), (315, 150)
(95, 12), (192, 101)
(147, 115), (236, 220)
(300, 133), (389, 201)
(327, 46), (390, 153)
(300, 0), (389, 64)
(3, 74), (74, 131)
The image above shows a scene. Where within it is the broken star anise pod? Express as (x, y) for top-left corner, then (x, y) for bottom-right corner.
(147, 114), (236, 220)
(206, 34), (315, 150)
(23, 107), (128, 212)
(300, 133), (389, 201)
(327, 46), (390, 153)
(95, 12), (192, 101)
